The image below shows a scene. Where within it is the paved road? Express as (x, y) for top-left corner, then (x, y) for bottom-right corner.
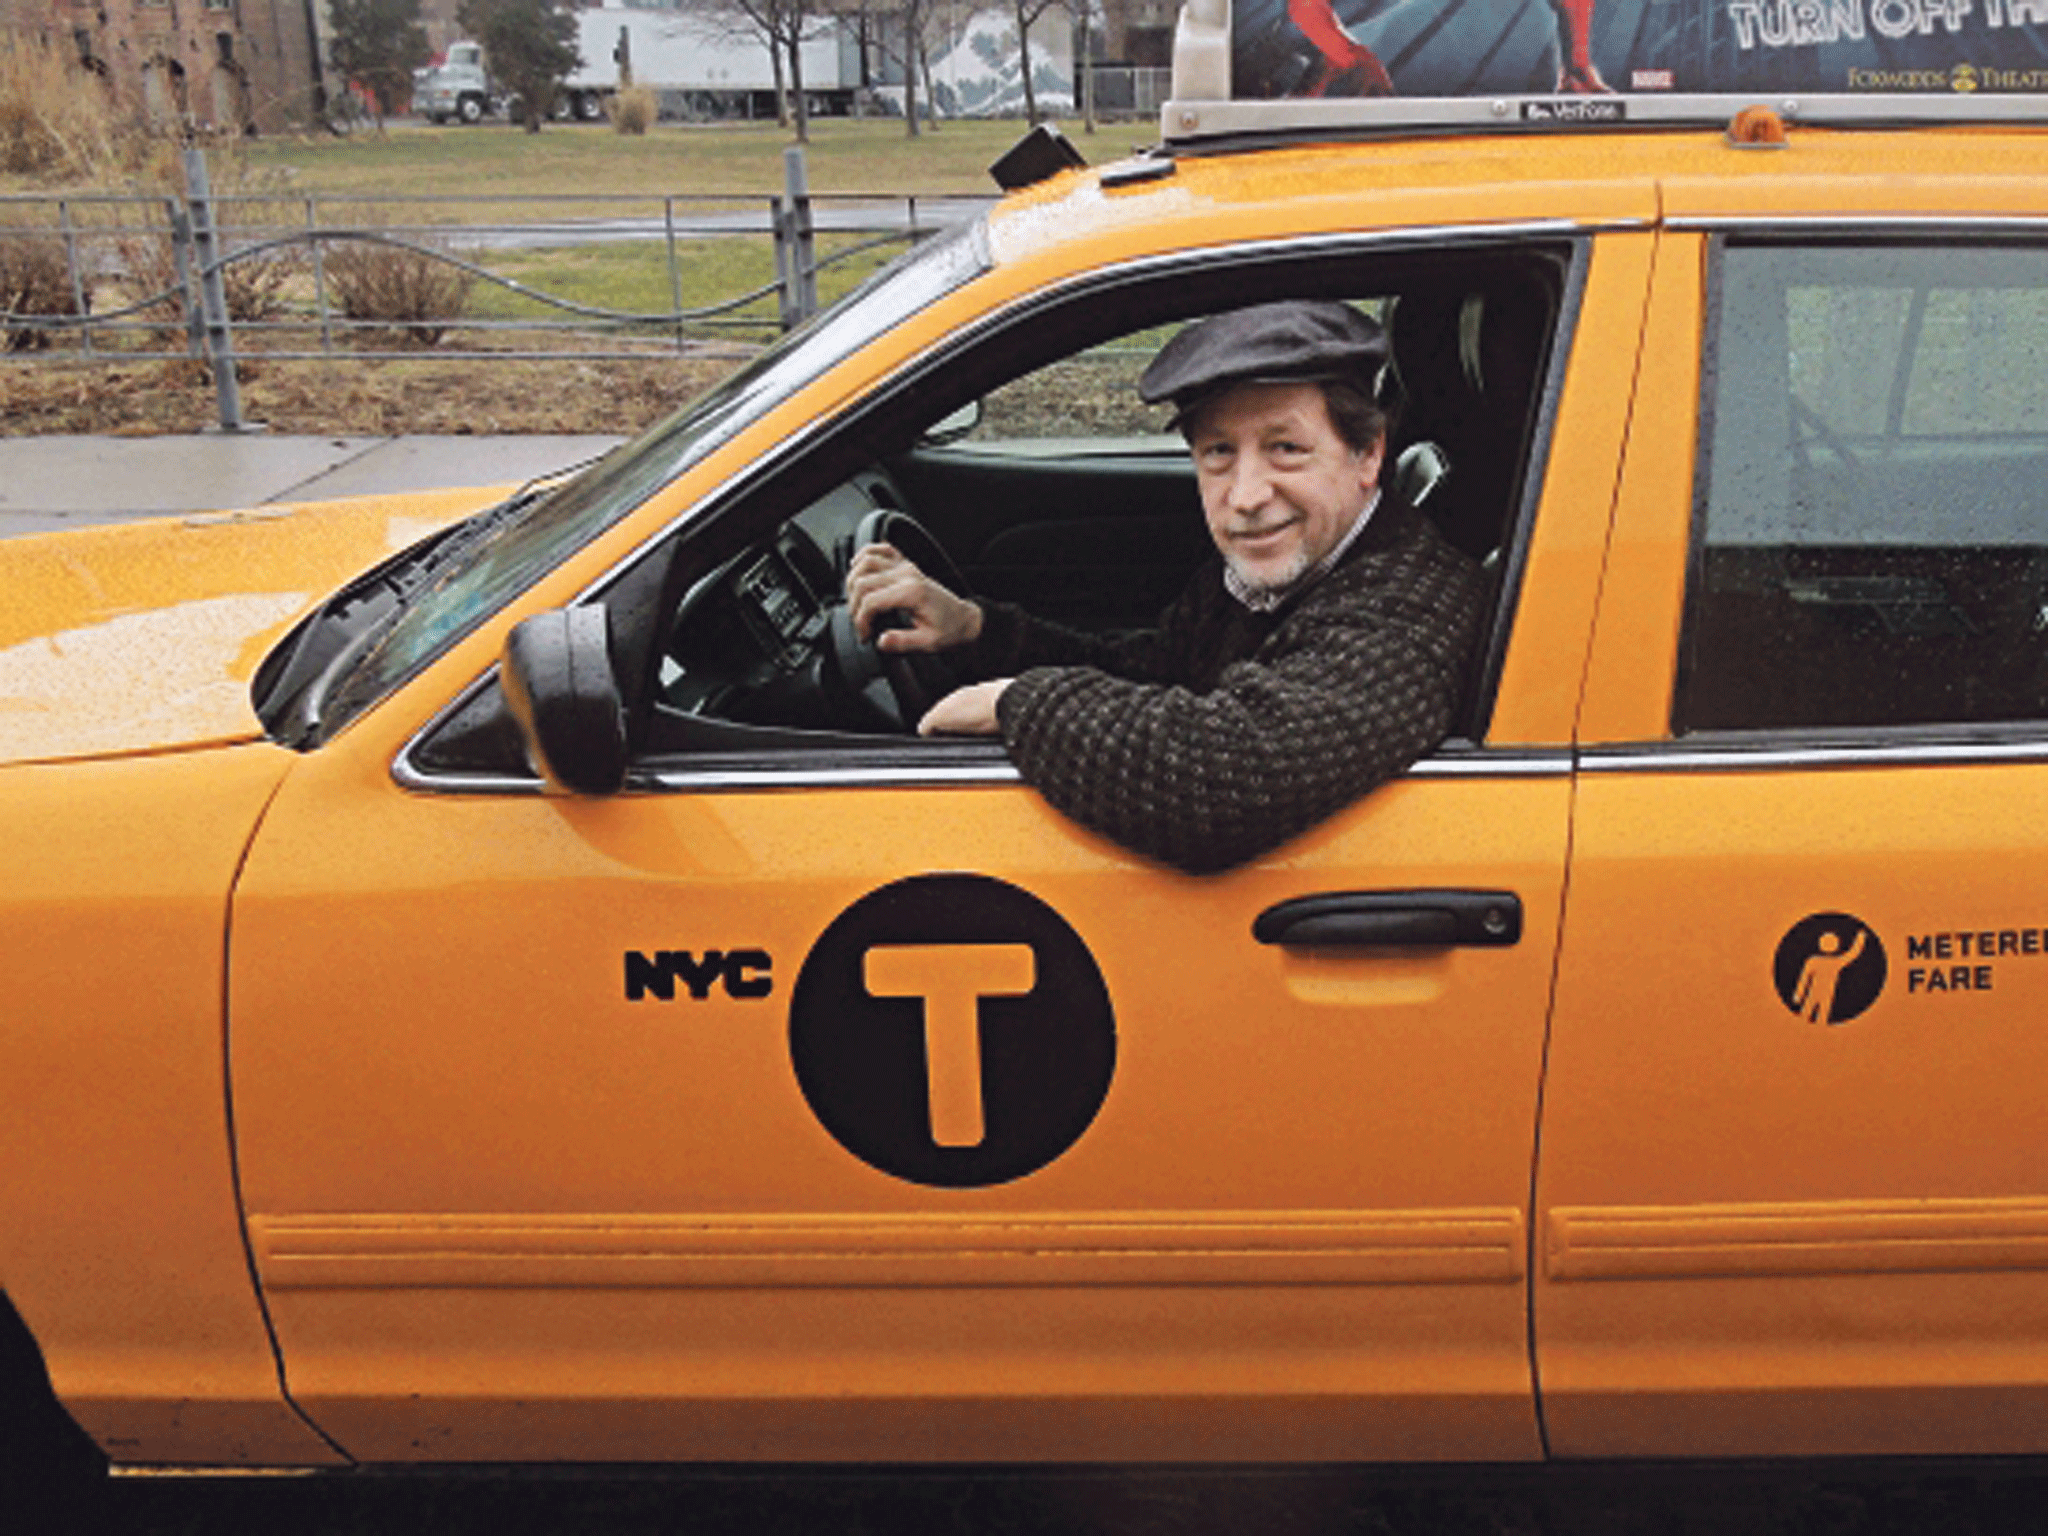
(18, 1459), (2048, 1535)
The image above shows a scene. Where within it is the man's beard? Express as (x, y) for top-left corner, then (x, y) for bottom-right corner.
(1222, 541), (1315, 598)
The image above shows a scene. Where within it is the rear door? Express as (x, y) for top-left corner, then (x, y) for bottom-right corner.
(1539, 221), (2048, 1456)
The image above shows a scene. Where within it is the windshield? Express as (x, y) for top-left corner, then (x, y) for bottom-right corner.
(306, 217), (992, 744)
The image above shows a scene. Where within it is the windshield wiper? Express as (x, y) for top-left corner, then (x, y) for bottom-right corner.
(253, 486), (548, 747)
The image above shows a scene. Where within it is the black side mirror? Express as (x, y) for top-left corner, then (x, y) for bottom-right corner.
(501, 607), (627, 795)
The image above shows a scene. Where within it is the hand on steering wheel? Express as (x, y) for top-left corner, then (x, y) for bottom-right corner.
(829, 509), (975, 732)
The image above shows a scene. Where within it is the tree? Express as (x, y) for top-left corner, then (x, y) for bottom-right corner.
(874, 0), (941, 137)
(455, 0), (580, 132)
(327, 0), (431, 129)
(718, 0), (823, 141)
(1072, 0), (1097, 133)
(1009, 0), (1063, 126)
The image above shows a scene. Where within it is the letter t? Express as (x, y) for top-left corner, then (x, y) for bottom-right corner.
(863, 944), (1036, 1148)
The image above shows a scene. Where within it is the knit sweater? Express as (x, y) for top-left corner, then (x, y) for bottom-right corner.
(967, 497), (1486, 874)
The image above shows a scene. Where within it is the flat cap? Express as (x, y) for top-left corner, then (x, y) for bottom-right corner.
(1139, 300), (1388, 414)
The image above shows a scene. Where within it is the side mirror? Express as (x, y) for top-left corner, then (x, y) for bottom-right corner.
(501, 606), (627, 795)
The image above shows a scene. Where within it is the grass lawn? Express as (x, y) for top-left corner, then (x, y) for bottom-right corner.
(236, 116), (1141, 201)
(1, 113), (1155, 434)
(465, 232), (900, 334)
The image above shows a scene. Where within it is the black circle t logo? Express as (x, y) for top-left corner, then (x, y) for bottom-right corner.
(1773, 912), (1887, 1025)
(789, 874), (1116, 1188)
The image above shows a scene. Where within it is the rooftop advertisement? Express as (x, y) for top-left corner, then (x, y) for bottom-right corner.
(1231, 0), (2048, 103)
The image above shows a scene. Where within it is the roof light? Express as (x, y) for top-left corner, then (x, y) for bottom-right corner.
(1727, 105), (1789, 148)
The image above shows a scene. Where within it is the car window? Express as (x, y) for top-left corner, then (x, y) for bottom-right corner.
(639, 245), (1569, 758)
(1677, 241), (2048, 735)
(957, 332), (1177, 446)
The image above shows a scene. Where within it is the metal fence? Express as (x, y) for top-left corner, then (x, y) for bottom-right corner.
(0, 147), (992, 430)
(1081, 66), (1174, 118)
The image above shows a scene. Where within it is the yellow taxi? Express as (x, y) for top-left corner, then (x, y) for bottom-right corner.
(7, 0), (2048, 1476)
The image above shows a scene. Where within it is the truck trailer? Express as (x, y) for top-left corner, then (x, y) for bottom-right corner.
(411, 9), (863, 125)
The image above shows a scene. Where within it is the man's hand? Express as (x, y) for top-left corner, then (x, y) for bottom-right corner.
(918, 679), (1012, 736)
(845, 543), (983, 653)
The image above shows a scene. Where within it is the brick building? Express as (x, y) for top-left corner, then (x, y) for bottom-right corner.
(2, 0), (326, 134)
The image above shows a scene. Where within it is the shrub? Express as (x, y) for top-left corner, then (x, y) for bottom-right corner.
(0, 224), (90, 352)
(0, 38), (140, 183)
(612, 85), (655, 136)
(113, 151), (308, 346)
(118, 224), (305, 333)
(322, 227), (475, 347)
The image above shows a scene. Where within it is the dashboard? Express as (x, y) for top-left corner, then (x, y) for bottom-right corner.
(653, 469), (915, 741)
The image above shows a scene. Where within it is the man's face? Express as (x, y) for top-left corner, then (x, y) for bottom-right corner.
(1185, 381), (1384, 596)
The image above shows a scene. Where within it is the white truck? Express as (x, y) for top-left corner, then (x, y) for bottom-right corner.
(411, 9), (861, 125)
(412, 40), (499, 125)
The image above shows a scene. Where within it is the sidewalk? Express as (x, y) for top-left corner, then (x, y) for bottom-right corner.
(0, 434), (628, 539)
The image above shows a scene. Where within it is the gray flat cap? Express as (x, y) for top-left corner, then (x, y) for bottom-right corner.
(1139, 300), (1388, 415)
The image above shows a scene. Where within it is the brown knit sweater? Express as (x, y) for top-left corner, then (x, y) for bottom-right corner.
(967, 497), (1486, 874)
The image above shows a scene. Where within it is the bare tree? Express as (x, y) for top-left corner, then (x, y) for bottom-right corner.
(1073, 0), (1097, 133)
(716, 0), (823, 139)
(1010, 0), (1063, 126)
(866, 0), (940, 136)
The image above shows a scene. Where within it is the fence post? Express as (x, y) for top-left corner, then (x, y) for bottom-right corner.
(167, 200), (205, 364)
(57, 200), (93, 357)
(307, 196), (333, 355)
(182, 146), (254, 432)
(663, 195), (684, 353)
(783, 145), (816, 325)
(772, 192), (794, 331)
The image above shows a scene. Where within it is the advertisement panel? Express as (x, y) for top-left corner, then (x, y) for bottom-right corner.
(1231, 0), (2048, 103)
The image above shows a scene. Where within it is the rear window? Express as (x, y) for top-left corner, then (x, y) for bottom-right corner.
(1678, 241), (2048, 735)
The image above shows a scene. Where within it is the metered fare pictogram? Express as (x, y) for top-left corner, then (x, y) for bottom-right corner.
(1774, 912), (1888, 1026)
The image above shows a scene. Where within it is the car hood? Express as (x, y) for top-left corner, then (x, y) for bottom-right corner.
(0, 487), (504, 766)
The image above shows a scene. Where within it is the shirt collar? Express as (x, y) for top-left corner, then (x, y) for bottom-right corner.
(1223, 488), (1382, 614)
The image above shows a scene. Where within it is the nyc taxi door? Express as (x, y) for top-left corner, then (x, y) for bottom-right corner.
(1539, 181), (2048, 1455)
(224, 229), (1649, 1467)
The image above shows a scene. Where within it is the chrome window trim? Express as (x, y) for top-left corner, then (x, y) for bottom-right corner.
(1669, 216), (2048, 235)
(392, 709), (1571, 797)
(396, 221), (1605, 789)
(400, 732), (2048, 793)
(641, 760), (1022, 792)
(1582, 737), (2048, 773)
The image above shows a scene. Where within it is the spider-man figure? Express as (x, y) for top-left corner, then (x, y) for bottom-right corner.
(1276, 0), (1609, 98)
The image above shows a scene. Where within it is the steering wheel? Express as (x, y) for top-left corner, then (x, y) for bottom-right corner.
(826, 508), (970, 733)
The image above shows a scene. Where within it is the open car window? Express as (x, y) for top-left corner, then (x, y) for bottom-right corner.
(629, 244), (1569, 765)
(405, 235), (1576, 788)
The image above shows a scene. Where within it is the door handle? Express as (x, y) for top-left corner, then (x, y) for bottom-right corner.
(1252, 890), (1522, 949)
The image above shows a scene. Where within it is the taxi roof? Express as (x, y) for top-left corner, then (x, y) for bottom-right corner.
(1159, 0), (2048, 147)
(983, 121), (2048, 279)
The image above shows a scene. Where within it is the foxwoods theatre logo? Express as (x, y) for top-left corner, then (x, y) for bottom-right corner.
(1725, 0), (2048, 52)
